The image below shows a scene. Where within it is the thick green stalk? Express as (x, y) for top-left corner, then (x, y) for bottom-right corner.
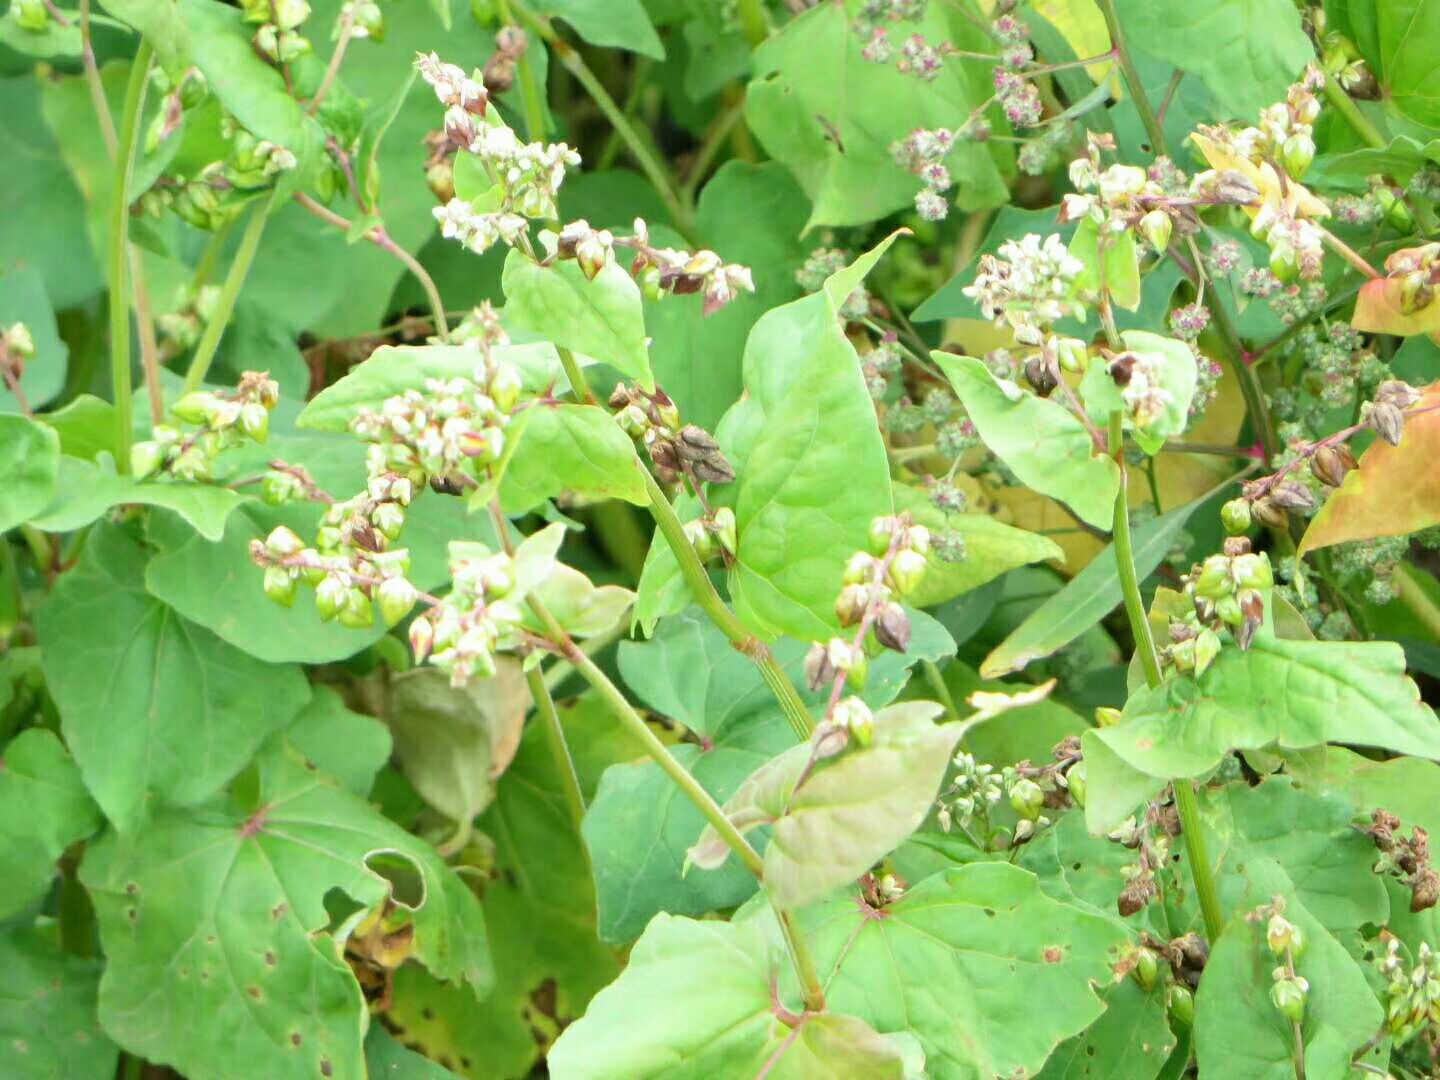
(557, 346), (594, 404)
(525, 665), (587, 829)
(552, 611), (822, 1010)
(1109, 412), (1225, 942)
(639, 467), (813, 739)
(556, 619), (765, 878)
(1322, 78), (1385, 149)
(183, 190), (276, 393)
(109, 40), (154, 472)
(1096, 0), (1166, 156)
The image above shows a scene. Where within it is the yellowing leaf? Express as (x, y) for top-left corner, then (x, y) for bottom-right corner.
(1300, 381), (1440, 555)
(1352, 277), (1440, 337)
(1189, 133), (1330, 222)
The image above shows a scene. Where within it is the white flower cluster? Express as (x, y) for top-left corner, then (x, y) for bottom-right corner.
(418, 52), (581, 256)
(410, 543), (525, 685)
(1116, 351), (1173, 428)
(891, 127), (955, 221)
(132, 371), (279, 481)
(963, 233), (1085, 345)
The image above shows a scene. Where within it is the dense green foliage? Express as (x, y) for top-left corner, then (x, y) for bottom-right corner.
(6, 0), (1440, 1077)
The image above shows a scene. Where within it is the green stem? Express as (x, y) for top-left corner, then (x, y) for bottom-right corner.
(922, 659), (962, 723)
(557, 620), (765, 878)
(1108, 412), (1225, 943)
(640, 467), (812, 739)
(777, 909), (826, 1012)
(525, 665), (587, 829)
(183, 190), (275, 393)
(495, 0), (547, 141)
(558, 346), (594, 403)
(1322, 78), (1386, 149)
(512, 0), (694, 239)
(109, 39), (154, 471)
(735, 0), (768, 48)
(1096, 0), (1166, 157)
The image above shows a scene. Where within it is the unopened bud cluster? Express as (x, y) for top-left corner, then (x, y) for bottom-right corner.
(1248, 898), (1310, 1024)
(1174, 544), (1273, 657)
(936, 735), (1080, 847)
(891, 127), (955, 221)
(241, 0), (314, 64)
(804, 515), (931, 759)
(410, 543), (525, 685)
(0, 321), (35, 394)
(1377, 938), (1440, 1044)
(1362, 378), (1423, 447)
(132, 371), (279, 481)
(1195, 67), (1329, 281)
(609, 382), (735, 493)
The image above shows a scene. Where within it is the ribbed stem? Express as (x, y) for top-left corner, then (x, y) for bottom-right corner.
(1096, 0), (1166, 156)
(1108, 412), (1225, 942)
(108, 40), (154, 471)
(525, 666), (587, 829)
(183, 189), (275, 393)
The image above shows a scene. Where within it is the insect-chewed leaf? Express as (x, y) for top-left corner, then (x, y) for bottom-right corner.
(0, 928), (117, 1079)
(80, 740), (491, 1080)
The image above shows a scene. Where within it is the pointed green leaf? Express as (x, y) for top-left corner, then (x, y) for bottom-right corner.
(549, 914), (915, 1078)
(296, 342), (563, 432)
(35, 524), (310, 830)
(799, 863), (1129, 1080)
(528, 0), (663, 59)
(28, 455), (244, 541)
(1069, 218), (1141, 312)
(1036, 979), (1177, 1080)
(937, 353), (1121, 531)
(81, 741), (491, 1080)
(1093, 636), (1440, 782)
(284, 685), (391, 797)
(0, 414), (59, 533)
(501, 249), (653, 390)
(694, 703), (964, 909)
(499, 404), (648, 514)
(0, 729), (102, 920)
(723, 291), (893, 641)
(583, 712), (791, 944)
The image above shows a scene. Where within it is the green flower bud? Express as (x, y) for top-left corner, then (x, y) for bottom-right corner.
(835, 583), (871, 627)
(489, 364), (522, 413)
(377, 577), (417, 628)
(316, 576), (348, 621)
(1065, 762), (1086, 808)
(409, 614), (435, 663)
(1167, 985), (1195, 1031)
(14, 0), (48, 31)
(1194, 628), (1222, 677)
(239, 401), (270, 442)
(617, 404), (649, 438)
(1270, 245), (1299, 283)
(1270, 976), (1308, 1023)
(846, 648), (869, 691)
(1220, 498), (1252, 535)
(1055, 337), (1088, 373)
(1133, 948), (1159, 991)
(712, 506), (737, 557)
(172, 391), (216, 425)
(1231, 552), (1273, 591)
(1094, 706), (1122, 728)
(832, 696), (874, 747)
(1281, 132), (1315, 179)
(1170, 638), (1196, 673)
(263, 566), (297, 607)
(1266, 913), (1304, 958)
(1194, 555), (1234, 600)
(1140, 209), (1172, 253)
(264, 525), (304, 557)
(338, 586), (375, 629)
(1215, 592), (1243, 627)
(1387, 194), (1416, 233)
(843, 551), (877, 585)
(868, 515), (898, 556)
(130, 440), (165, 479)
(683, 519), (714, 562)
(888, 548), (927, 597)
(1009, 777), (1045, 821)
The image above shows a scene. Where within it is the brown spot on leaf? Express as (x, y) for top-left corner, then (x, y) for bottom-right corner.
(265, 951), (277, 967)
(320, 1057), (332, 1077)
(239, 806), (270, 839)
(247, 986), (263, 1001)
(290, 1033), (302, 1048)
(272, 902), (288, 920)
(1043, 946), (1063, 964)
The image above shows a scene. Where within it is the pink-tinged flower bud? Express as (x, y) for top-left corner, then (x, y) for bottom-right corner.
(874, 602), (911, 652)
(835, 583), (871, 627)
(409, 614), (435, 663)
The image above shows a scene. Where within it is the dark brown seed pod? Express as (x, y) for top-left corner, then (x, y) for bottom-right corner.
(1024, 356), (1057, 397)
